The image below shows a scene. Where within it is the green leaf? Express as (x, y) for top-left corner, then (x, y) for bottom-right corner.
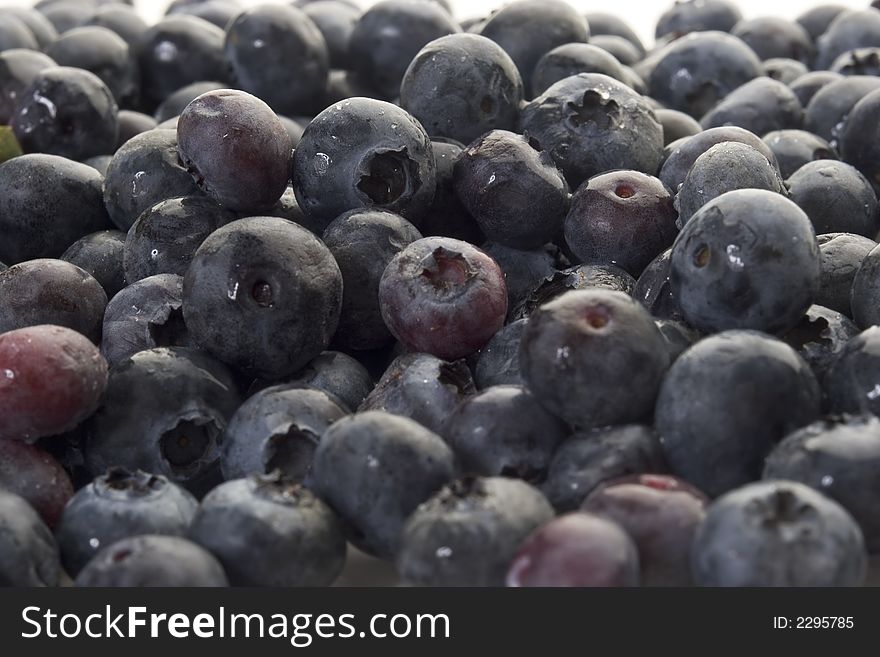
(0, 126), (22, 164)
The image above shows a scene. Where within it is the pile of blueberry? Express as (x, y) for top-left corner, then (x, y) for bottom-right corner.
(2, 0), (880, 588)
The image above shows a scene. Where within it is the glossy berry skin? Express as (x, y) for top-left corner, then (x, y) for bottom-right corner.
(521, 73), (664, 189)
(655, 331), (821, 497)
(154, 81), (225, 124)
(589, 35), (642, 67)
(520, 289), (670, 429)
(349, 0), (460, 99)
(692, 480), (866, 587)
(804, 76), (880, 144)
(633, 250), (681, 320)
(453, 130), (568, 249)
(796, 5), (848, 42)
(658, 125), (779, 196)
(397, 476), (555, 586)
(762, 129), (837, 180)
(420, 138), (484, 244)
(124, 196), (236, 283)
(292, 98), (437, 226)
(816, 9), (880, 70)
(401, 34), (523, 146)
(786, 161), (879, 237)
(474, 318), (528, 389)
(322, 209), (423, 351)
(764, 415), (880, 552)
(479, 0), (589, 96)
(0, 153), (112, 264)
(312, 411), (455, 558)
(675, 142), (786, 226)
(825, 327), (880, 417)
(0, 324), (107, 444)
(763, 58), (808, 85)
(177, 89), (292, 213)
(220, 385), (346, 482)
(582, 474), (708, 586)
(56, 468), (198, 576)
(379, 237), (507, 360)
(564, 170), (677, 276)
(654, 108), (702, 145)
(532, 44), (628, 98)
(543, 424), (667, 512)
(11, 66), (118, 161)
(700, 76), (804, 136)
(851, 245), (880, 330)
(0, 259), (107, 344)
(506, 512), (640, 587)
(817, 233), (876, 317)
(100, 274), (190, 369)
(655, 0), (742, 38)
(224, 5), (329, 117)
(0, 490), (61, 587)
(0, 49), (57, 125)
(86, 5), (149, 47)
(183, 217), (342, 381)
(103, 128), (203, 231)
(45, 26), (138, 108)
(780, 304), (859, 381)
(302, 0), (360, 70)
(359, 353), (475, 435)
(648, 32), (762, 118)
(189, 475), (346, 586)
(74, 534), (228, 587)
(61, 230), (126, 299)
(670, 189), (820, 335)
(482, 242), (563, 315)
(584, 12), (645, 56)
(839, 88), (880, 194)
(788, 71), (843, 109)
(0, 439), (73, 529)
(85, 347), (241, 495)
(444, 385), (569, 482)
(732, 17), (814, 63)
(135, 16), (228, 111)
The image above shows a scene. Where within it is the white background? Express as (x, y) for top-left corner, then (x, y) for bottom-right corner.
(0, 0), (875, 47)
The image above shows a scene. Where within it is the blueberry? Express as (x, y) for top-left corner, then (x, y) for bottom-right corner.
(522, 73), (664, 189)
(45, 25), (139, 108)
(633, 248), (681, 320)
(444, 385), (569, 482)
(506, 512), (640, 587)
(804, 75), (880, 144)
(322, 209), (423, 351)
(583, 12), (646, 56)
(0, 14), (40, 51)
(312, 410), (454, 558)
(825, 326), (880, 417)
(780, 304), (859, 381)
(153, 80), (225, 124)
(85, 347), (241, 495)
(349, 0), (460, 99)
(103, 128), (203, 231)
(39, 2), (95, 35)
(588, 35), (642, 68)
(648, 32), (761, 118)
(189, 474), (346, 586)
(764, 414), (880, 552)
(701, 77), (804, 136)
(1, 7), (58, 49)
(302, 1), (361, 70)
(379, 237), (507, 360)
(0, 48), (56, 125)
(74, 534), (228, 587)
(61, 230), (126, 299)
(520, 289), (670, 429)
(291, 98), (437, 226)
(582, 474), (708, 586)
(796, 4), (849, 42)
(655, 0), (742, 39)
(397, 476), (554, 586)
(168, 0), (241, 29)
(481, 242), (563, 316)
(654, 108), (702, 145)
(453, 130), (568, 249)
(0, 259), (107, 343)
(675, 142), (786, 226)
(85, 4), (149, 47)
(670, 189), (819, 334)
(839, 88), (880, 194)
(135, 15), (228, 111)
(763, 130), (837, 180)
(816, 8), (880, 70)
(0, 153), (112, 264)
(56, 467), (198, 575)
(532, 43), (628, 98)
(359, 352), (475, 435)
(542, 424), (666, 512)
(691, 480), (866, 586)
(658, 126), (780, 195)
(655, 317), (702, 362)
(565, 170), (677, 276)
(183, 216), (342, 380)
(831, 47), (880, 76)
(401, 34), (522, 146)
(100, 273), (191, 368)
(655, 330), (820, 497)
(0, 490), (61, 587)
(786, 160), (879, 237)
(419, 138), (484, 243)
(0, 438), (73, 529)
(762, 58), (809, 85)
(816, 233), (877, 316)
(474, 318), (528, 389)
(220, 385), (346, 482)
(731, 17), (814, 63)
(225, 5), (329, 116)
(510, 264), (637, 320)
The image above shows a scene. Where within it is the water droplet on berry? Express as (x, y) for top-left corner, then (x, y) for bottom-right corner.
(436, 546), (453, 558)
(821, 475), (834, 487)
